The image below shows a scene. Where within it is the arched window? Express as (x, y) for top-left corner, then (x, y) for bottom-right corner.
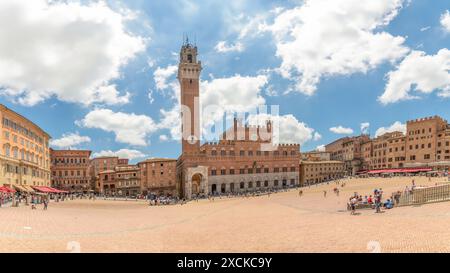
(4, 144), (10, 157)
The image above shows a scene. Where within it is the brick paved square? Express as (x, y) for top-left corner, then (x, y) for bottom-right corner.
(0, 176), (449, 253)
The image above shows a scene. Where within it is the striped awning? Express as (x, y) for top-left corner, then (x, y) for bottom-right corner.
(13, 185), (29, 192)
(23, 185), (35, 193)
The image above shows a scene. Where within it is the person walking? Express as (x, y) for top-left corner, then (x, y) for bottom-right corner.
(43, 198), (48, 210)
(350, 197), (357, 215)
(375, 193), (381, 213)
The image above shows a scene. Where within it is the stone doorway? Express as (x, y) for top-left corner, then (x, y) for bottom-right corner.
(192, 173), (202, 195)
(184, 166), (209, 199)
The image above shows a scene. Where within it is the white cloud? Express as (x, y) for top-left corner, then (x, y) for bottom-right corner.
(77, 109), (156, 146)
(157, 74), (269, 141)
(50, 132), (91, 149)
(201, 75), (268, 129)
(248, 114), (317, 145)
(330, 126), (354, 135)
(265, 85), (278, 97)
(148, 89), (155, 104)
(441, 10), (450, 32)
(215, 41), (245, 53)
(92, 149), (147, 161)
(159, 135), (169, 142)
(379, 49), (450, 104)
(360, 122), (370, 134)
(0, 0), (145, 106)
(262, 0), (409, 95)
(313, 132), (322, 141)
(154, 65), (178, 91)
(316, 145), (326, 152)
(375, 121), (406, 137)
(420, 26), (431, 32)
(236, 13), (269, 40)
(157, 105), (182, 141)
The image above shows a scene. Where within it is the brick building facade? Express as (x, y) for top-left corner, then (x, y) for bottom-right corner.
(138, 158), (177, 196)
(176, 41), (301, 199)
(98, 165), (142, 197)
(325, 135), (370, 175)
(332, 116), (450, 173)
(90, 156), (129, 192)
(50, 149), (91, 192)
(299, 160), (345, 185)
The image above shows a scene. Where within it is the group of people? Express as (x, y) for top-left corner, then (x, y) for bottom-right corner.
(349, 188), (396, 215)
(0, 192), (13, 208)
(0, 191), (54, 210)
(149, 196), (179, 206)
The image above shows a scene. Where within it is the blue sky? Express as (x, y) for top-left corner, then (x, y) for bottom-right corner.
(0, 0), (449, 162)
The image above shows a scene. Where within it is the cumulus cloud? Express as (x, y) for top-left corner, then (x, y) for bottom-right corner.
(92, 149), (147, 161)
(154, 65), (178, 91)
(330, 126), (354, 135)
(248, 114), (317, 145)
(361, 122), (370, 134)
(50, 132), (91, 149)
(261, 0), (409, 95)
(157, 106), (183, 141)
(379, 49), (450, 104)
(157, 74), (269, 141)
(375, 121), (406, 137)
(215, 41), (245, 53)
(313, 132), (322, 141)
(201, 75), (268, 128)
(77, 109), (157, 146)
(316, 145), (326, 152)
(441, 10), (450, 32)
(159, 135), (169, 142)
(0, 0), (145, 106)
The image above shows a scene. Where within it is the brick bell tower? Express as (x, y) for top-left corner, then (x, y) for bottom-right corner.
(178, 38), (202, 156)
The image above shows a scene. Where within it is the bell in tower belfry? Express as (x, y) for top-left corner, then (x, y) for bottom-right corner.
(178, 37), (202, 155)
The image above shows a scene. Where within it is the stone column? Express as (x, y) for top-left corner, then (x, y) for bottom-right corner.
(185, 176), (192, 200)
(201, 176), (209, 196)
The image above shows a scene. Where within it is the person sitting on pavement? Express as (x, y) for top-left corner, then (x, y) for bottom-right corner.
(363, 196), (368, 204)
(384, 199), (394, 209)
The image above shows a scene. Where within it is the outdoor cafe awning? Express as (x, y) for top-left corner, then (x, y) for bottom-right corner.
(31, 186), (52, 193)
(0, 186), (16, 193)
(13, 185), (30, 193)
(22, 185), (35, 193)
(32, 186), (67, 194)
(367, 168), (432, 174)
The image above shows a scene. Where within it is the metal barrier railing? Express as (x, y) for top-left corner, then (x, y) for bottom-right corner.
(396, 184), (450, 206)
